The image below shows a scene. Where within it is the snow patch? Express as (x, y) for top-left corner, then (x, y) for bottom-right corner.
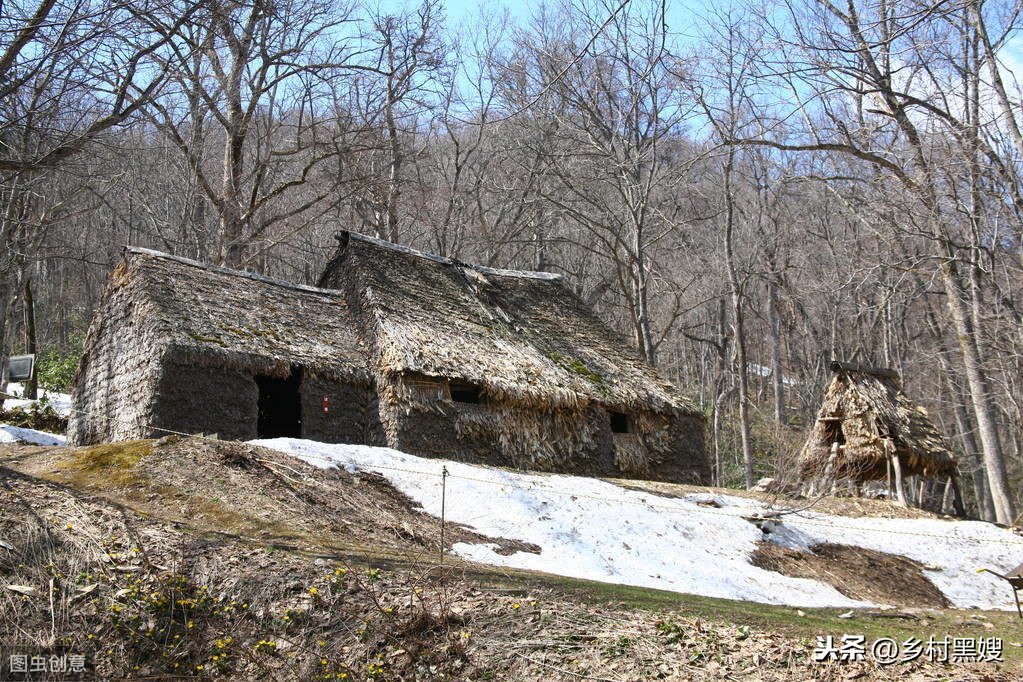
(256, 438), (1023, 610)
(747, 363), (797, 386)
(3, 382), (72, 416)
(0, 425), (66, 446)
(255, 437), (866, 607)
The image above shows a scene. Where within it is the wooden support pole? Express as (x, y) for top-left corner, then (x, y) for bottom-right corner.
(821, 442), (839, 496)
(888, 442), (907, 506)
(886, 457), (892, 500)
(439, 466), (448, 565)
(949, 475), (966, 518)
(942, 477), (954, 514)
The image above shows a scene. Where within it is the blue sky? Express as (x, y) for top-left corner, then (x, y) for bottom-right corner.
(368, 0), (705, 36)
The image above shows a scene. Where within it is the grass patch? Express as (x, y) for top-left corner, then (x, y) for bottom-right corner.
(489, 571), (1023, 658)
(50, 440), (153, 487)
(189, 497), (303, 540)
(285, 550), (1023, 661)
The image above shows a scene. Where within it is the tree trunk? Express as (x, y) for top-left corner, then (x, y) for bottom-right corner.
(383, 32), (403, 244)
(712, 391), (723, 487)
(216, 7), (250, 269)
(23, 277), (37, 399)
(633, 222), (656, 365)
(947, 369), (994, 520)
(0, 247), (15, 408)
(924, 293), (994, 520)
(723, 150), (754, 488)
(941, 262), (1016, 524)
(767, 276), (784, 424)
(712, 297), (729, 487)
(0, 281), (9, 408)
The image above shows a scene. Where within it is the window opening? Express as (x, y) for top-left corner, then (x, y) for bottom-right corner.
(609, 411), (631, 434)
(450, 381), (482, 404)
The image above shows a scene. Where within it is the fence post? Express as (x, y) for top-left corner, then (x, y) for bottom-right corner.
(439, 466), (448, 565)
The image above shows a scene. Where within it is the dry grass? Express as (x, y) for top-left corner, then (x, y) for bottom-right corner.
(751, 542), (951, 608)
(0, 464), (486, 680)
(1, 438), (1021, 680)
(0, 399), (68, 433)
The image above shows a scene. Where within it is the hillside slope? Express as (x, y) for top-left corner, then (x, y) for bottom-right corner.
(0, 437), (1020, 680)
(258, 437), (1023, 611)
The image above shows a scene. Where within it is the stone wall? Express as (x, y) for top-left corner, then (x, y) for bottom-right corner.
(299, 375), (385, 445)
(68, 270), (164, 445)
(647, 413), (709, 484)
(150, 360), (258, 441)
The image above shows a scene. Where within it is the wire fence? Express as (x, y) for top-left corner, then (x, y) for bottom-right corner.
(6, 394), (1023, 548)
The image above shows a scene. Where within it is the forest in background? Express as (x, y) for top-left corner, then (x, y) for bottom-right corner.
(2, 0), (1022, 523)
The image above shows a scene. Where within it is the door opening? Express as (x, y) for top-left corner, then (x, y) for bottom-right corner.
(256, 367), (302, 438)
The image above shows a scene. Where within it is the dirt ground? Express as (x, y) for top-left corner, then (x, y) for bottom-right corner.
(614, 478), (957, 520)
(1, 438), (1020, 680)
(752, 542), (951, 608)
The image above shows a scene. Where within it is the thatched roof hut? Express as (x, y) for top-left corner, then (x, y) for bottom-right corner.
(70, 236), (708, 484)
(68, 247), (378, 445)
(320, 232), (693, 414)
(319, 232), (707, 482)
(798, 362), (957, 483)
(124, 247), (370, 381)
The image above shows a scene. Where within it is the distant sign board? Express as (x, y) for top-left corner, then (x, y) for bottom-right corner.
(2, 354), (35, 381)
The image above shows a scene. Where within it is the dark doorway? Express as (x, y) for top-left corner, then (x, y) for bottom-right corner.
(609, 410), (632, 434)
(256, 367), (302, 438)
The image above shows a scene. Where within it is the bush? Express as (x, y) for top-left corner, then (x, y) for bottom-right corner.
(0, 397), (68, 433)
(35, 333), (84, 392)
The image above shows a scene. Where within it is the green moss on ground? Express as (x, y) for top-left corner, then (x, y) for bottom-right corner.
(51, 440), (153, 488)
(484, 571), (1023, 659)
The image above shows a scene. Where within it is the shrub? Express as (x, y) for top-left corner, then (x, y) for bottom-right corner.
(35, 333), (84, 392)
(0, 397), (68, 433)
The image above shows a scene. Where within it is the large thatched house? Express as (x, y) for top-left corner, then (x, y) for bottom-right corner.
(798, 362), (960, 506)
(69, 235), (708, 483)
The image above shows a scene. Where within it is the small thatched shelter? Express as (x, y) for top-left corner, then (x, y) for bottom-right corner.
(70, 236), (708, 484)
(798, 361), (961, 509)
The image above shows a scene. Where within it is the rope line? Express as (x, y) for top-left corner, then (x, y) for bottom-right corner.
(7, 397), (1023, 547)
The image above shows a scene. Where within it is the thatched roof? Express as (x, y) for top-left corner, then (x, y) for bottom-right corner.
(798, 362), (956, 481)
(323, 232), (700, 415)
(115, 247), (372, 383)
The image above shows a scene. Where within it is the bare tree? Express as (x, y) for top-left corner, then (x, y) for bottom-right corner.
(362, 0), (447, 244)
(736, 0), (1020, 521)
(0, 0), (199, 402)
(499, 0), (701, 364)
(141, 0), (363, 268)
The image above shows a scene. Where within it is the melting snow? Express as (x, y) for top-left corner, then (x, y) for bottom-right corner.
(0, 425), (66, 446)
(254, 438), (1023, 611)
(3, 382), (72, 416)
